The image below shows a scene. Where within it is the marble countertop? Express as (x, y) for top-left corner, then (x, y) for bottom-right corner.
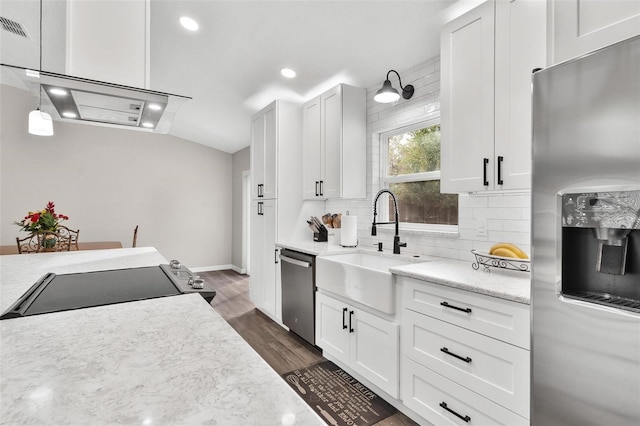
(390, 259), (531, 305)
(278, 241), (529, 304)
(0, 248), (323, 425)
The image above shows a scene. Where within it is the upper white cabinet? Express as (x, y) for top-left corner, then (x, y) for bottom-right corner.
(302, 84), (366, 200)
(550, 0), (640, 65)
(440, 0), (546, 193)
(251, 103), (277, 200)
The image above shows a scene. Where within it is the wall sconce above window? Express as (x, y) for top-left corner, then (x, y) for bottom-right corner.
(373, 70), (414, 104)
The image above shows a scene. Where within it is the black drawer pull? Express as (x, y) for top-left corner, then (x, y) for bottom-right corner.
(349, 310), (354, 333)
(315, 181), (319, 197)
(319, 180), (324, 196)
(440, 301), (472, 314)
(441, 347), (472, 363)
(440, 401), (471, 423)
(342, 307), (348, 330)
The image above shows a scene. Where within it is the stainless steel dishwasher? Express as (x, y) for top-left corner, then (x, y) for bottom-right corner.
(280, 249), (315, 345)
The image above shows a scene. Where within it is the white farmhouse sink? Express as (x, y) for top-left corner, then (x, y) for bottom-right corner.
(316, 252), (417, 314)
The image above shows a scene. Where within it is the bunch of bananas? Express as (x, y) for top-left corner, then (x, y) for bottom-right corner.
(489, 243), (529, 259)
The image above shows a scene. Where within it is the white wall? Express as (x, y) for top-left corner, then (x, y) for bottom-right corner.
(0, 84), (232, 269)
(231, 146), (250, 271)
(325, 57), (531, 261)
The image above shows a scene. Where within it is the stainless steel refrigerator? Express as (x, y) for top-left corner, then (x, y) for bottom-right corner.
(531, 35), (640, 425)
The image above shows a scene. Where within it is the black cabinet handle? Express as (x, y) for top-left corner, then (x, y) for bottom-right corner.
(257, 201), (263, 216)
(441, 347), (472, 363)
(440, 301), (472, 314)
(349, 310), (354, 333)
(342, 307), (348, 330)
(319, 180), (324, 196)
(274, 248), (279, 264)
(258, 184), (264, 198)
(315, 181), (319, 197)
(440, 402), (471, 423)
(483, 158), (489, 186)
(497, 155), (504, 185)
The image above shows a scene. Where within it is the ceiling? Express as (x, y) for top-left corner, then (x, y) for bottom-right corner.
(1, 0), (480, 153)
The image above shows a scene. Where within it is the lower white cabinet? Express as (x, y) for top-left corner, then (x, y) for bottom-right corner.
(402, 310), (530, 418)
(401, 358), (528, 426)
(315, 292), (399, 398)
(400, 277), (531, 422)
(250, 199), (279, 320)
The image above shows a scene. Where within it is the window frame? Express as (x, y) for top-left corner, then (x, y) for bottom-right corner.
(378, 117), (458, 233)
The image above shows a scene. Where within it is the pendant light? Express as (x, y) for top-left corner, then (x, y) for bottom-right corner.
(28, 0), (53, 136)
(374, 70), (415, 104)
(28, 108), (53, 136)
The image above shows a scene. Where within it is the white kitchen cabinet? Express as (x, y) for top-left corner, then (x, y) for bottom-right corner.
(550, 0), (640, 65)
(316, 292), (399, 398)
(400, 277), (531, 421)
(402, 358), (528, 426)
(251, 102), (277, 200)
(302, 84), (366, 200)
(441, 0), (546, 193)
(250, 199), (278, 318)
(249, 100), (301, 322)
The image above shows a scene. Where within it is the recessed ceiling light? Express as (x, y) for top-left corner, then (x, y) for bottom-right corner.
(142, 122), (154, 128)
(147, 103), (162, 111)
(62, 111), (77, 118)
(49, 88), (68, 96)
(180, 16), (199, 31)
(280, 68), (296, 78)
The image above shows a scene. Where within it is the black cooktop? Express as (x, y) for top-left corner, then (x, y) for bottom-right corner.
(1, 266), (183, 320)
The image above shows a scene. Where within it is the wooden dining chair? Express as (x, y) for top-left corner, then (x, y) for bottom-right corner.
(132, 225), (139, 247)
(16, 231), (72, 253)
(57, 225), (80, 250)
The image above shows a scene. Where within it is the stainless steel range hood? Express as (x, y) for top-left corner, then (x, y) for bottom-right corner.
(1, 63), (191, 134)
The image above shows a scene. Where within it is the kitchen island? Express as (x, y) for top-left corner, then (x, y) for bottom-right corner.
(0, 248), (323, 425)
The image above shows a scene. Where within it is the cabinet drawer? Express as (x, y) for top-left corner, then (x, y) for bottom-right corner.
(403, 278), (530, 349)
(401, 357), (528, 426)
(403, 310), (530, 418)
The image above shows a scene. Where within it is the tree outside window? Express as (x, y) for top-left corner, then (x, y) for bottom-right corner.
(382, 122), (458, 226)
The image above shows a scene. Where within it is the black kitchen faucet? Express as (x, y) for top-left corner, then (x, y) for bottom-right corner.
(371, 189), (407, 254)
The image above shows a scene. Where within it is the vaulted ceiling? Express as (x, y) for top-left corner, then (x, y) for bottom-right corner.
(1, 0), (480, 153)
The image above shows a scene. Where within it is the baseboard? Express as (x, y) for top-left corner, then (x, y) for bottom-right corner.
(230, 265), (247, 274)
(190, 264), (247, 274)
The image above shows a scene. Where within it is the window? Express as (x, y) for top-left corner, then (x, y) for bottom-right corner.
(381, 121), (458, 227)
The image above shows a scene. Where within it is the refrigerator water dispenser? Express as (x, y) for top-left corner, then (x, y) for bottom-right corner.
(561, 190), (640, 312)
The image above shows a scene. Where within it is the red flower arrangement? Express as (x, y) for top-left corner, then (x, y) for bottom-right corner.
(14, 201), (69, 233)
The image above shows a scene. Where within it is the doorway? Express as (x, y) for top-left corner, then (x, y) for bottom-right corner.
(242, 170), (251, 275)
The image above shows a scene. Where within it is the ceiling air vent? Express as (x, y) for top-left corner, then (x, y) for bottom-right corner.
(0, 16), (29, 38)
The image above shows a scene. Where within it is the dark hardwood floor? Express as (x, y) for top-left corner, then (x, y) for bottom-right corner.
(200, 269), (418, 426)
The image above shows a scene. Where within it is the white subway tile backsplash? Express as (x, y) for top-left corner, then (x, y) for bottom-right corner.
(488, 194), (531, 208)
(502, 220), (531, 233)
(488, 231), (531, 245)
